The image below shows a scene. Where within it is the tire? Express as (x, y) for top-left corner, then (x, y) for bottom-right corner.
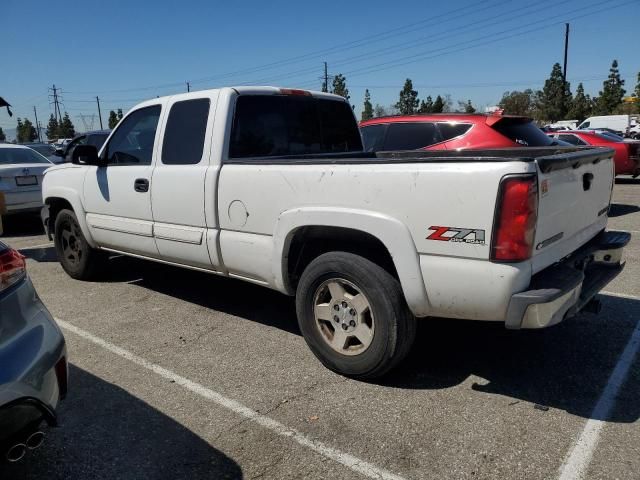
(54, 209), (106, 280)
(296, 252), (416, 379)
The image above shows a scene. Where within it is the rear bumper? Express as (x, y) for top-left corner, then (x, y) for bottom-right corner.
(0, 190), (43, 215)
(505, 230), (630, 329)
(0, 277), (67, 442)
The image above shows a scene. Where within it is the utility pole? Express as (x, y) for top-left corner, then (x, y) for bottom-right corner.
(96, 96), (104, 129)
(50, 84), (63, 124)
(186, 81), (191, 92)
(562, 23), (569, 85)
(33, 106), (42, 142)
(323, 62), (329, 93)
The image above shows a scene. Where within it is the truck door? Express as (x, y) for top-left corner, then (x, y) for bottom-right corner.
(82, 104), (162, 257)
(150, 92), (220, 270)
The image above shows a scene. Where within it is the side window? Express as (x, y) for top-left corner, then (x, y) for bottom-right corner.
(360, 125), (387, 152)
(559, 134), (586, 145)
(87, 134), (109, 148)
(67, 136), (87, 150)
(438, 123), (472, 141)
(383, 123), (440, 151)
(581, 121), (590, 129)
(162, 98), (210, 165)
(105, 105), (161, 166)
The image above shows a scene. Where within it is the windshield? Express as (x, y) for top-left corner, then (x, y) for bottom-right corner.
(0, 148), (52, 165)
(492, 119), (556, 146)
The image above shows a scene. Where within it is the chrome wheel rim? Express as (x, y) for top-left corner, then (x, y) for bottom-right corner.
(60, 220), (84, 267)
(312, 278), (374, 356)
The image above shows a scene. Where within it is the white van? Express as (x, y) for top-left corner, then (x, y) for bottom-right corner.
(577, 115), (638, 136)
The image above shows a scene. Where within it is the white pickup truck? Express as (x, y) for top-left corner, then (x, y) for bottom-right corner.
(41, 87), (630, 379)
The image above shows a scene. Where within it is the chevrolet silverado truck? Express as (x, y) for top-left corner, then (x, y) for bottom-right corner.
(41, 87), (630, 379)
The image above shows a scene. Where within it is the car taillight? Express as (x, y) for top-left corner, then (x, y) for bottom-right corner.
(0, 248), (26, 292)
(491, 175), (538, 262)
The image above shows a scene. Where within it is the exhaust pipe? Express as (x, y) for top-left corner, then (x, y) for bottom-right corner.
(25, 431), (45, 450)
(6, 443), (27, 463)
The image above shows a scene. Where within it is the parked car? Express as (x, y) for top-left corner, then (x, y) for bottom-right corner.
(55, 130), (110, 164)
(577, 114), (638, 137)
(23, 143), (59, 164)
(547, 130), (640, 176)
(0, 242), (67, 462)
(629, 124), (640, 140)
(41, 87), (628, 379)
(0, 145), (53, 217)
(359, 114), (565, 152)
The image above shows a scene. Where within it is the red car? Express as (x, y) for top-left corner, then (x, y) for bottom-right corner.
(547, 130), (640, 176)
(359, 114), (561, 152)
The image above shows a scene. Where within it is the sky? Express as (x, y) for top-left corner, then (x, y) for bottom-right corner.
(1, 0), (638, 135)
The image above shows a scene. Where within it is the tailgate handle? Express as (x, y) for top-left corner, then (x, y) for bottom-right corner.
(583, 173), (594, 191)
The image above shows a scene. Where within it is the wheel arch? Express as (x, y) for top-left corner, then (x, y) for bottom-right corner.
(273, 207), (430, 317)
(44, 188), (96, 248)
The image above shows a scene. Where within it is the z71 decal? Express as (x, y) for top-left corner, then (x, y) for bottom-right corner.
(426, 226), (486, 245)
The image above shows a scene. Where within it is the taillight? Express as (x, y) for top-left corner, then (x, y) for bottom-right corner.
(0, 248), (26, 292)
(491, 175), (538, 262)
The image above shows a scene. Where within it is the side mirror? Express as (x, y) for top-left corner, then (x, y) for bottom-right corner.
(72, 145), (102, 166)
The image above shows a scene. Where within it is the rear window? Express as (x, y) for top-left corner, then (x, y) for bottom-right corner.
(0, 148), (51, 165)
(360, 124), (387, 152)
(492, 120), (555, 146)
(229, 95), (362, 158)
(383, 122), (440, 150)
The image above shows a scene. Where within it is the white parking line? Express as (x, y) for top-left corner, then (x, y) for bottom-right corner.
(558, 319), (640, 480)
(56, 318), (407, 480)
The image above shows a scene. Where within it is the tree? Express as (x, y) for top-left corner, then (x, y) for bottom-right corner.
(418, 96), (433, 113)
(498, 89), (541, 118)
(635, 71), (640, 98)
(458, 99), (476, 113)
(539, 63), (571, 121)
(361, 89), (374, 121)
(108, 110), (119, 129)
(596, 59), (626, 115)
(331, 74), (350, 101)
(46, 114), (59, 140)
(59, 112), (75, 138)
(16, 118), (37, 143)
(0, 127), (5, 142)
(394, 78), (419, 115)
(373, 104), (388, 118)
(567, 83), (591, 122)
(117, 109), (123, 121)
(432, 95), (445, 113)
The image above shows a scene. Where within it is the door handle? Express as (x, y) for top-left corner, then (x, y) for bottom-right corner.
(134, 178), (149, 192)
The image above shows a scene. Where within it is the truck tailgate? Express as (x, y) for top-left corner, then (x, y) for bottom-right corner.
(532, 148), (614, 274)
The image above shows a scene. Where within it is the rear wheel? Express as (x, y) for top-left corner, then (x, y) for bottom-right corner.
(296, 252), (416, 379)
(54, 209), (105, 280)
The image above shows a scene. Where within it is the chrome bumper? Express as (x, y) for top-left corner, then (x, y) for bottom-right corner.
(506, 231), (631, 329)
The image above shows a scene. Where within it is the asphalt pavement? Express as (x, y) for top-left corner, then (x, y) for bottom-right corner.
(1, 179), (639, 480)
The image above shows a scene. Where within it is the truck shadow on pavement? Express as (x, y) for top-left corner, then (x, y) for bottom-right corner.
(609, 203), (640, 218)
(385, 294), (640, 424)
(44, 254), (640, 425)
(0, 365), (243, 480)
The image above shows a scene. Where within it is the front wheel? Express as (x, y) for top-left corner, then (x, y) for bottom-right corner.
(54, 209), (106, 280)
(296, 252), (416, 379)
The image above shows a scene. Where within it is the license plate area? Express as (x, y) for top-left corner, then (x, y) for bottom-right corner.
(15, 175), (38, 186)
